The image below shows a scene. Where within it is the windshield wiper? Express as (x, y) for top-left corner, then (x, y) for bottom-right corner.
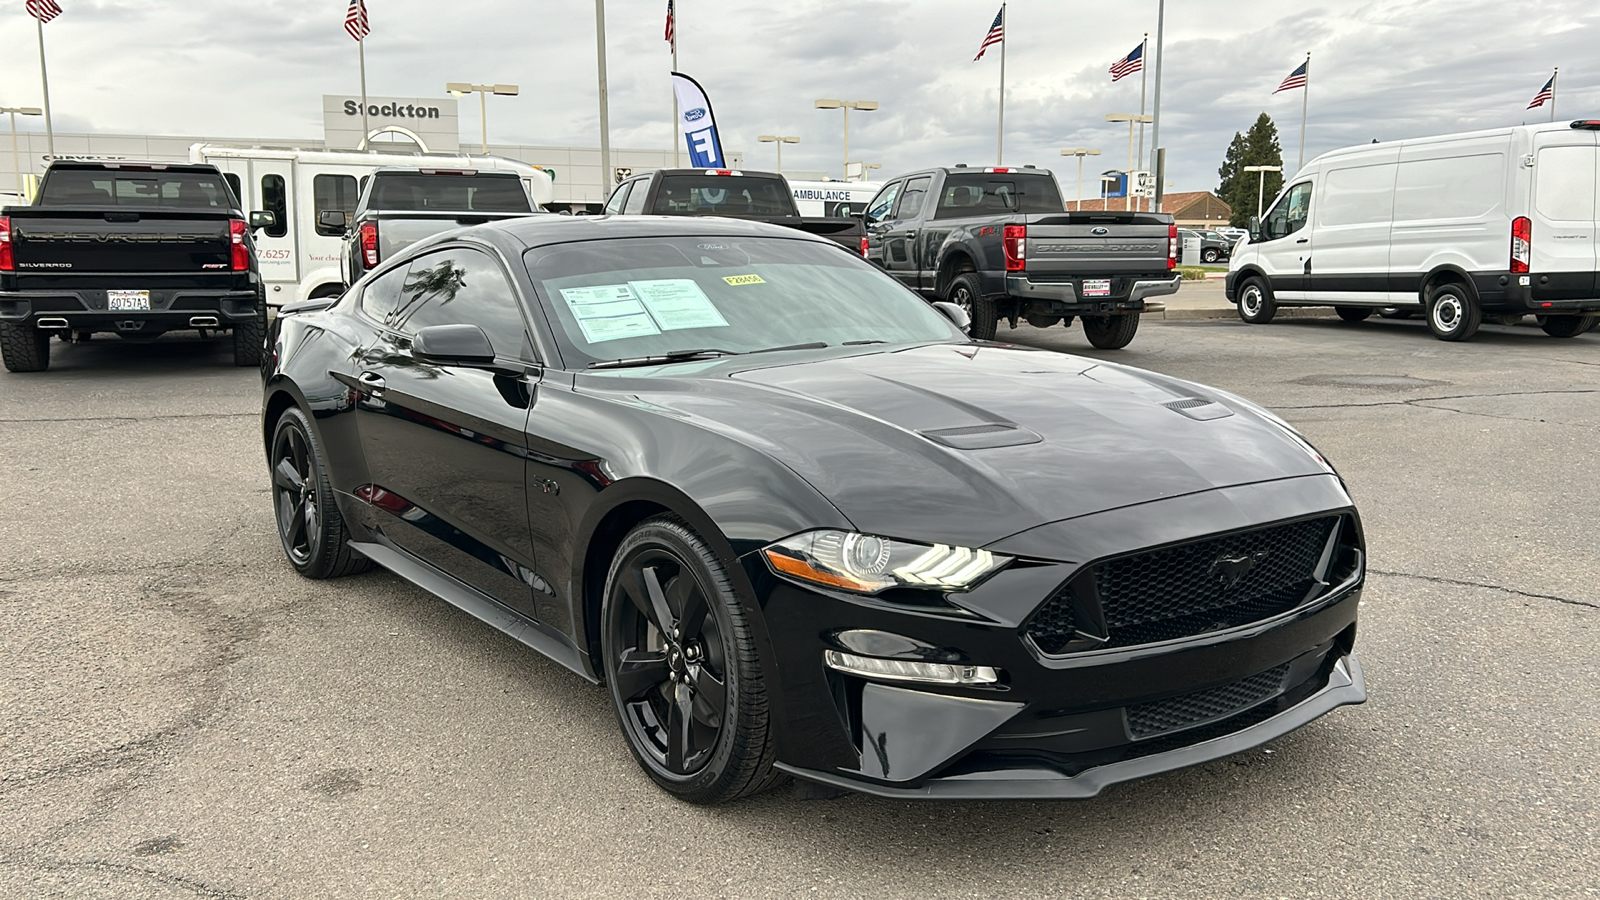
(587, 348), (742, 370)
(753, 341), (829, 353)
(842, 339), (887, 346)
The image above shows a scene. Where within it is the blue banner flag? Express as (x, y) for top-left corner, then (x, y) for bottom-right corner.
(671, 72), (725, 168)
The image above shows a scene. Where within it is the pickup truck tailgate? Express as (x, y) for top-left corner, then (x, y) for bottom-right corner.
(9, 209), (233, 278)
(1022, 212), (1172, 276)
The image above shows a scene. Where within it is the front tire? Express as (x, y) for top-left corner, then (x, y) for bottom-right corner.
(1540, 315), (1597, 338)
(270, 406), (370, 579)
(1426, 283), (1480, 342)
(945, 272), (997, 340)
(0, 321), (50, 373)
(1081, 313), (1140, 349)
(601, 515), (781, 804)
(1335, 306), (1372, 323)
(1237, 277), (1277, 324)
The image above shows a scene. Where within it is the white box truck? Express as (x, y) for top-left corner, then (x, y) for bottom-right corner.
(1226, 120), (1600, 340)
(190, 144), (554, 306)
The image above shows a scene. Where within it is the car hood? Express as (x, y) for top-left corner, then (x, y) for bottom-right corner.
(595, 343), (1331, 551)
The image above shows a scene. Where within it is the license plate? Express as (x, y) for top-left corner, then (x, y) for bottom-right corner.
(107, 290), (151, 311)
(1082, 279), (1112, 298)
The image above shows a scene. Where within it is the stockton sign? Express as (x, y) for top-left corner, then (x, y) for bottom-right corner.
(322, 94), (460, 152)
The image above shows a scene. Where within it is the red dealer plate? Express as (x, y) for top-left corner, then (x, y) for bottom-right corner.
(1082, 279), (1111, 298)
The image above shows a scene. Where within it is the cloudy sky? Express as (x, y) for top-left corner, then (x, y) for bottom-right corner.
(0, 0), (1594, 194)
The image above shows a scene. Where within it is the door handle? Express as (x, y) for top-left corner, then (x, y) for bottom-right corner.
(1296, 238), (1309, 244)
(905, 230), (918, 238)
(357, 371), (386, 394)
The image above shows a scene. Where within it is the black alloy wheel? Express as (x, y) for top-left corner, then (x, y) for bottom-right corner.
(1335, 306), (1373, 323)
(601, 515), (781, 804)
(0, 321), (50, 373)
(1202, 248), (1220, 264)
(1082, 312), (1141, 349)
(270, 407), (369, 579)
(1237, 276), (1277, 324)
(1539, 314), (1597, 338)
(946, 272), (997, 340)
(1426, 283), (1481, 342)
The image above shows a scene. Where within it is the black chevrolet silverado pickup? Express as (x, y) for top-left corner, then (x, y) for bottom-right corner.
(326, 166), (541, 288)
(863, 166), (1181, 347)
(604, 168), (864, 249)
(0, 160), (272, 372)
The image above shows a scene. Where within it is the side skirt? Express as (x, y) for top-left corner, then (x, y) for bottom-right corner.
(350, 539), (598, 683)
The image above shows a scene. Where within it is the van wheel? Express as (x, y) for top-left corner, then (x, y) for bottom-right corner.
(946, 273), (996, 340)
(1082, 313), (1140, 350)
(1539, 315), (1597, 338)
(1237, 277), (1276, 324)
(1426, 284), (1480, 341)
(1335, 306), (1372, 323)
(0, 321), (50, 373)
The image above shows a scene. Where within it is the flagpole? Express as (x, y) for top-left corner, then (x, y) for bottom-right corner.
(1137, 35), (1147, 211)
(596, 0), (613, 195)
(996, 3), (1006, 165)
(36, 16), (55, 163)
(672, 6), (680, 167)
(1148, 0), (1165, 211)
(1298, 52), (1310, 173)
(358, 37), (370, 147)
(1550, 67), (1558, 123)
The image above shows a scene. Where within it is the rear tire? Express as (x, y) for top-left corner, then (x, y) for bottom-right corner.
(234, 304), (267, 367)
(0, 321), (50, 373)
(1237, 277), (1276, 324)
(946, 272), (996, 340)
(1202, 249), (1220, 264)
(1081, 313), (1140, 349)
(1335, 306), (1372, 323)
(1539, 315), (1597, 338)
(1426, 283), (1480, 342)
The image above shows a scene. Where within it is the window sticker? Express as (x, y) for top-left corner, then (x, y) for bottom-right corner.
(629, 279), (730, 331)
(722, 274), (765, 286)
(558, 284), (662, 344)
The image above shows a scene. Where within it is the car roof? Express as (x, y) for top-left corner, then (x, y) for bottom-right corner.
(475, 214), (840, 251)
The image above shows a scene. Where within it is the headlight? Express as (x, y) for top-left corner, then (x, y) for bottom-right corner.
(762, 530), (1010, 594)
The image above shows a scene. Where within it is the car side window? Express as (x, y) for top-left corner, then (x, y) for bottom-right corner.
(1263, 181), (1313, 240)
(360, 264), (407, 324)
(390, 247), (534, 360)
(223, 173), (243, 209)
(622, 180), (650, 215)
(894, 176), (932, 220)
(604, 182), (631, 215)
(863, 181), (902, 225)
(260, 174), (289, 238)
(313, 174), (358, 236)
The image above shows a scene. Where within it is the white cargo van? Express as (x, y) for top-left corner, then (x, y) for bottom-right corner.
(189, 144), (554, 305)
(786, 180), (883, 217)
(1226, 120), (1600, 340)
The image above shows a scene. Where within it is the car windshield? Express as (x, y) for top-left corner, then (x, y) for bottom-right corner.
(525, 236), (960, 368)
(650, 175), (794, 216)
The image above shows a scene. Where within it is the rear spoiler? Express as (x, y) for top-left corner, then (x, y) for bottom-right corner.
(1033, 211), (1174, 226)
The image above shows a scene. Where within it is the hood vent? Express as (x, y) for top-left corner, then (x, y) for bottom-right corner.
(1162, 397), (1234, 421)
(920, 422), (1043, 450)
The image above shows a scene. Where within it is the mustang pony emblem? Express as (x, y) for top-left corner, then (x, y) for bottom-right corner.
(1210, 550), (1270, 588)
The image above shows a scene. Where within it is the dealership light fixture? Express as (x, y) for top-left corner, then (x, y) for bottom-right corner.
(814, 99), (877, 180)
(1, 106), (42, 194)
(1060, 148), (1101, 210)
(1106, 114), (1153, 210)
(1243, 164), (1283, 219)
(757, 135), (799, 173)
(446, 82), (521, 155)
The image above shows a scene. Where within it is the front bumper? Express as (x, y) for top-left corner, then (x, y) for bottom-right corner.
(0, 288), (261, 330)
(1005, 273), (1182, 314)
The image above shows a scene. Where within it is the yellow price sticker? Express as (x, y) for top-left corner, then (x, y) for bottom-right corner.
(722, 274), (766, 286)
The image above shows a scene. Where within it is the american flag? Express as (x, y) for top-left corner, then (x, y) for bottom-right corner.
(1527, 74), (1555, 109)
(665, 0), (675, 49)
(973, 6), (1004, 61)
(1274, 60), (1308, 93)
(344, 0), (370, 42)
(1109, 43), (1144, 82)
(26, 0), (63, 23)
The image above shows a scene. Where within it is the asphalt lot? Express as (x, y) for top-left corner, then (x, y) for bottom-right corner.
(2, 312), (1598, 899)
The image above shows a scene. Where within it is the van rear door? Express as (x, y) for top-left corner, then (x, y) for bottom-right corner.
(1529, 129), (1597, 301)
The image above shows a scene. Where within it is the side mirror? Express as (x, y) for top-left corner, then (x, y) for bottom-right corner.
(249, 210), (277, 231)
(1248, 216), (1262, 242)
(412, 323), (498, 368)
(318, 210), (348, 231)
(930, 300), (972, 335)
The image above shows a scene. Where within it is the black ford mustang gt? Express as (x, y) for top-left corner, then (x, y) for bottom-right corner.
(262, 215), (1366, 803)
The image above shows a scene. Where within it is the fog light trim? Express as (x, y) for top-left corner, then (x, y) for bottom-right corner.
(824, 649), (999, 685)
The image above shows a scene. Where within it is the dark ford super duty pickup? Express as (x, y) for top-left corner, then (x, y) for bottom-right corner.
(863, 166), (1181, 348)
(0, 160), (272, 372)
(604, 168), (864, 249)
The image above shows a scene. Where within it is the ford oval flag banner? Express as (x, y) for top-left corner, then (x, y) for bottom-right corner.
(672, 72), (725, 168)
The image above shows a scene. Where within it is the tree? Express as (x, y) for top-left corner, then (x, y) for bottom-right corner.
(1216, 113), (1285, 227)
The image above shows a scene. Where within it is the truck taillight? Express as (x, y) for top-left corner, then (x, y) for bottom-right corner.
(0, 216), (12, 272)
(860, 235), (869, 258)
(1167, 224), (1179, 270)
(229, 219), (249, 271)
(359, 222), (379, 269)
(1003, 224), (1026, 272)
(1511, 216), (1531, 274)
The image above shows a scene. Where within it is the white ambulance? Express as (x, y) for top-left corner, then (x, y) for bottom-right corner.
(786, 180), (883, 218)
(189, 144), (554, 305)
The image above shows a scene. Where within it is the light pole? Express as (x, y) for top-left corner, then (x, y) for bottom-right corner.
(446, 82), (520, 155)
(2, 106), (43, 194)
(814, 99), (877, 180)
(1106, 114), (1153, 210)
(757, 135), (799, 173)
(1243, 165), (1283, 220)
(1060, 148), (1100, 210)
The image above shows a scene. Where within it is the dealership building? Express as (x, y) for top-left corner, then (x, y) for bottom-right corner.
(0, 94), (742, 212)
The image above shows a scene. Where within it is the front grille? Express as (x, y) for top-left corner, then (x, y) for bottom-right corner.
(1027, 516), (1341, 654)
(1126, 663), (1291, 739)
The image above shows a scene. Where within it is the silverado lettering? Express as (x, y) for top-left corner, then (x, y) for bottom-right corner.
(24, 232), (220, 243)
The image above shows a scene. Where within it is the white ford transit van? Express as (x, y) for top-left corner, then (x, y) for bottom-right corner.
(1226, 120), (1600, 340)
